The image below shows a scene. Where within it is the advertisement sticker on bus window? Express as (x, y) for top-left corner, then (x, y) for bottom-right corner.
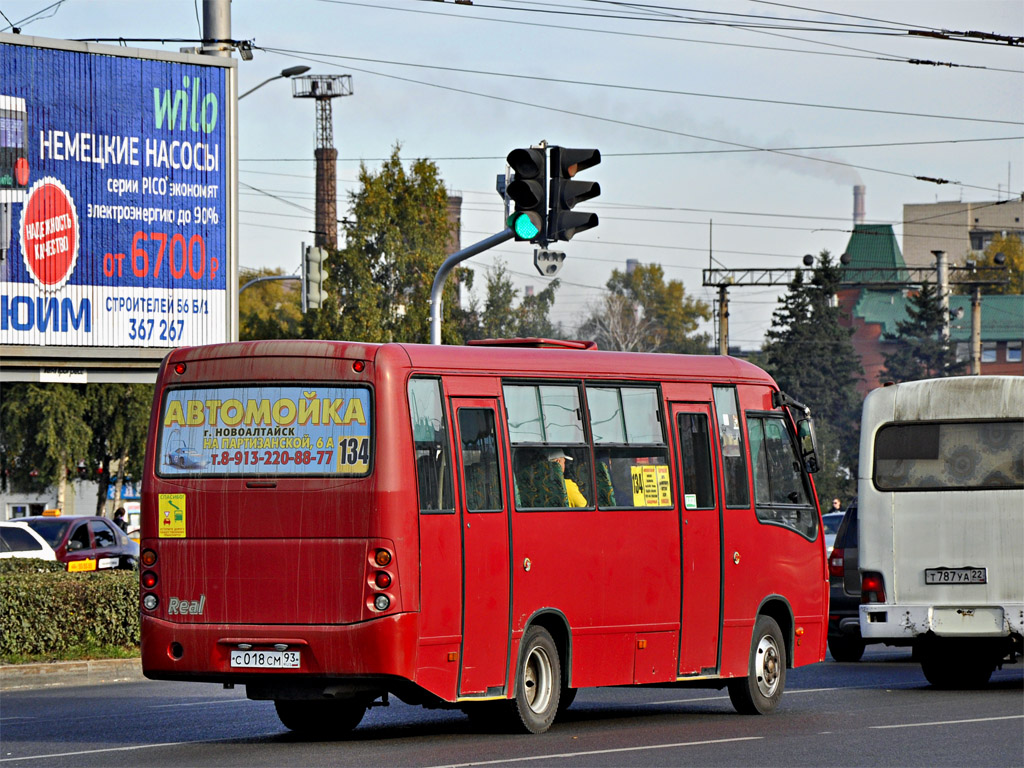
(159, 493), (186, 538)
(630, 465), (671, 507)
(157, 386), (372, 476)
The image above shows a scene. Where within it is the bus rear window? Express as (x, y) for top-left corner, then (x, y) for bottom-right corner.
(157, 385), (372, 477)
(874, 420), (1023, 491)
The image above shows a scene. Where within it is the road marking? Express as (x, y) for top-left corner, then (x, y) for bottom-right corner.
(0, 739), (232, 763)
(871, 715), (1024, 730)
(426, 736), (763, 767)
(148, 698), (250, 709)
(637, 686), (844, 706)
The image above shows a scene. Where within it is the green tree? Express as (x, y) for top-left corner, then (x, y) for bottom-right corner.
(0, 383), (91, 511)
(763, 251), (863, 506)
(84, 384), (153, 515)
(880, 281), (966, 383)
(303, 145), (460, 344)
(578, 263), (711, 353)
(469, 260), (561, 340)
(954, 233), (1023, 295)
(239, 267), (302, 340)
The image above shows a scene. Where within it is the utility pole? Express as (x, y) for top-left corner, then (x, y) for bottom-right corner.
(718, 284), (730, 355)
(201, 0), (232, 57)
(292, 75), (353, 251)
(933, 250), (950, 341)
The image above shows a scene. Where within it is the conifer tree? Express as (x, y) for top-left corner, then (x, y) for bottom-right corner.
(880, 282), (965, 382)
(763, 251), (862, 505)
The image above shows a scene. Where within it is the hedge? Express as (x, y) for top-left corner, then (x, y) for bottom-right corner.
(0, 559), (139, 657)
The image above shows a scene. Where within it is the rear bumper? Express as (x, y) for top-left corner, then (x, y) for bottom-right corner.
(860, 603), (1024, 640)
(141, 612), (419, 683)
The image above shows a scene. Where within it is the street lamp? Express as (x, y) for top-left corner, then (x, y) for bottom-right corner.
(239, 65), (310, 99)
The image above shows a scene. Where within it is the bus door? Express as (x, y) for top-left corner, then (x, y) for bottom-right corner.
(671, 402), (722, 676)
(452, 399), (511, 697)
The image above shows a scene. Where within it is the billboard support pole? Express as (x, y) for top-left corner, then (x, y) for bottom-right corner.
(202, 0), (232, 57)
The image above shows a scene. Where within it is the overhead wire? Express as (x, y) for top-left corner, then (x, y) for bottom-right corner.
(313, 0), (1023, 73)
(258, 45), (1022, 197)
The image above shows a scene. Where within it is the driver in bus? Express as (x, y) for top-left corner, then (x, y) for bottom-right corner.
(547, 449), (588, 508)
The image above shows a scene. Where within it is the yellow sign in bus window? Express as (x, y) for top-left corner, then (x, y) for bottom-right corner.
(159, 493), (186, 538)
(631, 465), (671, 507)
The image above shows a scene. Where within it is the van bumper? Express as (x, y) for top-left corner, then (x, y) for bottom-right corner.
(859, 603), (1023, 640)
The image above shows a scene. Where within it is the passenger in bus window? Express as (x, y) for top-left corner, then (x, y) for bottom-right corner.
(547, 449), (588, 507)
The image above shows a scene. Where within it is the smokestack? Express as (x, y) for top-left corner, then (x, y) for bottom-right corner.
(853, 185), (866, 226)
(626, 258), (639, 274)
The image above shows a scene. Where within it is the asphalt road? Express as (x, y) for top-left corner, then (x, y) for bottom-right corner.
(2, 648), (1021, 767)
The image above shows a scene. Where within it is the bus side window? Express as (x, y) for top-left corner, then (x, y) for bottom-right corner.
(458, 409), (503, 512)
(713, 386), (750, 508)
(504, 383), (592, 510)
(408, 378), (455, 513)
(747, 413), (816, 538)
(587, 385), (671, 510)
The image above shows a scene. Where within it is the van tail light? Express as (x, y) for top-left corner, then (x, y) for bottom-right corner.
(828, 548), (845, 579)
(861, 571), (886, 604)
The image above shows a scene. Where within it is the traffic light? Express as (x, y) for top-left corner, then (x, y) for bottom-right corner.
(506, 147), (547, 243)
(304, 246), (326, 310)
(548, 147), (600, 242)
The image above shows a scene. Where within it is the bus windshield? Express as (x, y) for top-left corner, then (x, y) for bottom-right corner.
(157, 384), (372, 477)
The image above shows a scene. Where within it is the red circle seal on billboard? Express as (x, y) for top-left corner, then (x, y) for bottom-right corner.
(19, 177), (80, 291)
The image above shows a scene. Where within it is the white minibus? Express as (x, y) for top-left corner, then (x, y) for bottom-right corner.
(858, 376), (1022, 687)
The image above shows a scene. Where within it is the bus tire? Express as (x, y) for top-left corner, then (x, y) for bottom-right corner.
(728, 615), (786, 715)
(273, 699), (366, 736)
(511, 625), (561, 734)
(828, 635), (865, 663)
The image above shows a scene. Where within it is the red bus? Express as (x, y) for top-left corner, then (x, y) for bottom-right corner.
(141, 338), (828, 735)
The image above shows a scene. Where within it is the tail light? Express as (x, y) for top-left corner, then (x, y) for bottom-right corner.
(861, 571), (886, 604)
(366, 542), (397, 615)
(141, 548), (159, 611)
(828, 548), (845, 579)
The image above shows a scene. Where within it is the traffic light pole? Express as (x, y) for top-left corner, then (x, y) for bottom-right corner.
(430, 228), (514, 345)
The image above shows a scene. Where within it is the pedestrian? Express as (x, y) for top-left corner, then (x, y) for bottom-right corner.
(830, 498), (843, 514)
(546, 449), (588, 508)
(113, 507), (128, 533)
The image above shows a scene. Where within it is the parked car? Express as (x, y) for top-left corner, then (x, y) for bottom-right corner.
(0, 521), (57, 561)
(17, 515), (138, 571)
(827, 505), (867, 662)
(822, 511), (844, 554)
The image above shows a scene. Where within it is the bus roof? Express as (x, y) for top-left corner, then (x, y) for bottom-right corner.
(864, 375), (1024, 423)
(164, 339), (777, 387)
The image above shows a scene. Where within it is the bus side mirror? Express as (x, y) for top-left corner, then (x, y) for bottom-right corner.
(797, 418), (820, 474)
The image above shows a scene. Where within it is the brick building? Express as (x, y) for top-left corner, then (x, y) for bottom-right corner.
(838, 224), (1023, 397)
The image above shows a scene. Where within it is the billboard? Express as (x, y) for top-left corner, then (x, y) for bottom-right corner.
(0, 35), (235, 357)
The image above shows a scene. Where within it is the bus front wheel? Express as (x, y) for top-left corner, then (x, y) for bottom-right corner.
(274, 699), (366, 737)
(511, 625), (561, 734)
(728, 615), (787, 715)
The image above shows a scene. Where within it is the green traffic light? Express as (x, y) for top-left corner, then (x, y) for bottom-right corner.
(508, 211), (540, 241)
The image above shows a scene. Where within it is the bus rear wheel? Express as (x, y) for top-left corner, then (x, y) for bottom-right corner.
(274, 699), (366, 737)
(511, 625), (561, 734)
(728, 615), (786, 715)
(919, 638), (996, 689)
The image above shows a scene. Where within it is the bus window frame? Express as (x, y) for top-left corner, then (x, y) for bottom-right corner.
(154, 381), (375, 480)
(745, 410), (818, 541)
(408, 375), (456, 515)
(584, 381), (673, 512)
(503, 379), (595, 512)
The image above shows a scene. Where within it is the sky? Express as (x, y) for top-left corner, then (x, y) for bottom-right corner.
(5, 0), (1022, 349)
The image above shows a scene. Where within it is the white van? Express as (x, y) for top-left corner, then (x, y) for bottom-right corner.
(857, 376), (1023, 687)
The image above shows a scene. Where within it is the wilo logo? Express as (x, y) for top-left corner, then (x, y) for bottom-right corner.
(154, 75), (218, 134)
